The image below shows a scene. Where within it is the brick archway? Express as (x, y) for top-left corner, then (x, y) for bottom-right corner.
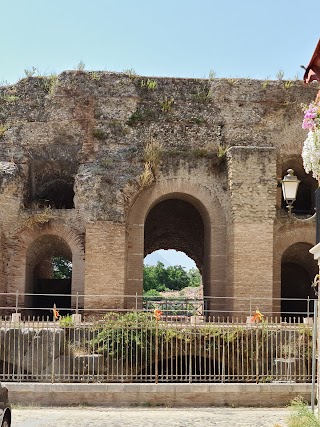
(273, 225), (316, 315)
(126, 178), (227, 312)
(8, 221), (85, 310)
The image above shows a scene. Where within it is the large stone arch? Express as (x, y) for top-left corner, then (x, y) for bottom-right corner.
(273, 225), (316, 315)
(8, 221), (85, 311)
(126, 178), (227, 312)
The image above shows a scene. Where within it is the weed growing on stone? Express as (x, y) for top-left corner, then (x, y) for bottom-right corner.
(189, 116), (206, 125)
(283, 80), (294, 90)
(0, 94), (19, 103)
(140, 79), (157, 90)
(0, 124), (8, 138)
(138, 162), (154, 188)
(160, 96), (174, 113)
(41, 74), (58, 95)
(75, 60), (85, 71)
(93, 128), (107, 139)
(143, 139), (163, 173)
(192, 84), (212, 103)
(123, 68), (138, 80)
(208, 69), (216, 80)
(24, 66), (38, 78)
(217, 144), (228, 158)
(25, 205), (55, 229)
(89, 72), (101, 81)
(276, 70), (285, 81)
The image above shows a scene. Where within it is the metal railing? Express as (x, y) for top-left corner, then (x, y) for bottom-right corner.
(0, 313), (314, 384)
(0, 291), (317, 319)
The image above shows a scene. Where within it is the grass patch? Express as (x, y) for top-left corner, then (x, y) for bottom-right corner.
(286, 396), (319, 427)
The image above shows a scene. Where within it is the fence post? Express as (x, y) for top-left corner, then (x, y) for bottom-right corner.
(312, 302), (317, 413)
(15, 290), (19, 313)
(155, 319), (159, 384)
(76, 292), (79, 314)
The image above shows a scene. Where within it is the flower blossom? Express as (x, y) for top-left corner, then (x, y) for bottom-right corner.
(302, 128), (320, 180)
(302, 101), (320, 130)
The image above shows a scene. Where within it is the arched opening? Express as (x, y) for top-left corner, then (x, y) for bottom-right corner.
(35, 178), (75, 209)
(25, 235), (72, 318)
(144, 199), (207, 313)
(25, 161), (76, 209)
(144, 199), (204, 273)
(143, 249), (202, 315)
(281, 242), (317, 318)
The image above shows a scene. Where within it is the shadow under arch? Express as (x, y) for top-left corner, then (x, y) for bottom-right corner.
(25, 234), (72, 317)
(281, 242), (317, 318)
(273, 226), (316, 316)
(126, 179), (227, 313)
(8, 222), (85, 315)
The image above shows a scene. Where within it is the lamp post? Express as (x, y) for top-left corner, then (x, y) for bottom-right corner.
(283, 168), (320, 414)
(281, 169), (320, 243)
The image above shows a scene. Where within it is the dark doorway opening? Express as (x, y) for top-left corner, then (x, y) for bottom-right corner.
(281, 243), (317, 318)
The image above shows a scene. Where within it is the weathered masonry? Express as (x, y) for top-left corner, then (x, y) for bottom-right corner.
(0, 72), (319, 316)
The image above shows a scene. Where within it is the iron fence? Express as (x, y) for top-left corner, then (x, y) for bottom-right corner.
(0, 291), (317, 319)
(0, 313), (314, 384)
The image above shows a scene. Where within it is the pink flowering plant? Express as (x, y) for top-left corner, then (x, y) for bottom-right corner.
(302, 101), (320, 130)
(302, 100), (320, 180)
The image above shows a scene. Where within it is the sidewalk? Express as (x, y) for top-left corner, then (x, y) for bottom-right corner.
(13, 406), (290, 427)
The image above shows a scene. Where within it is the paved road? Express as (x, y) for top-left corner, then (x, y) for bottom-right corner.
(13, 407), (289, 426)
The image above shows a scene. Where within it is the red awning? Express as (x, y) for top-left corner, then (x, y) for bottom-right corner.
(304, 39), (320, 83)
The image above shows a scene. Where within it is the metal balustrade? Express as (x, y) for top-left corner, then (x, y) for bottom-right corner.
(0, 311), (314, 384)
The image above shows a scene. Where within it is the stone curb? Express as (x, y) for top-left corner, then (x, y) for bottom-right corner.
(3, 382), (312, 407)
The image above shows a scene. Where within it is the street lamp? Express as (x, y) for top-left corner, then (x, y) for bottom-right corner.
(281, 168), (320, 242)
(281, 169), (300, 216)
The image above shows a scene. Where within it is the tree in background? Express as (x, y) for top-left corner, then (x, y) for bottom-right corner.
(52, 256), (72, 279)
(143, 262), (201, 294)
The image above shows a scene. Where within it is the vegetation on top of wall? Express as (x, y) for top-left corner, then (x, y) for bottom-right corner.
(192, 84), (212, 103)
(41, 73), (59, 95)
(140, 79), (157, 90)
(123, 68), (139, 80)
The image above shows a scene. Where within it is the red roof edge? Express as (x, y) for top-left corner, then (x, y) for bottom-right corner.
(303, 39), (320, 83)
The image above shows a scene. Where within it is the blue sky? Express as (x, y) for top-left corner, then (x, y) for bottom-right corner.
(2, 0), (319, 268)
(1, 0), (319, 84)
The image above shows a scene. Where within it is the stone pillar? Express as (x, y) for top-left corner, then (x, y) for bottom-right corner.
(227, 146), (277, 316)
(125, 222), (144, 309)
(84, 221), (126, 314)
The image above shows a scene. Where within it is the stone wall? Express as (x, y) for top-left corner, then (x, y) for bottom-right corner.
(0, 72), (319, 315)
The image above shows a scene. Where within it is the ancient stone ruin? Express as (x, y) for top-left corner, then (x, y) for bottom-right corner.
(0, 71), (318, 317)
